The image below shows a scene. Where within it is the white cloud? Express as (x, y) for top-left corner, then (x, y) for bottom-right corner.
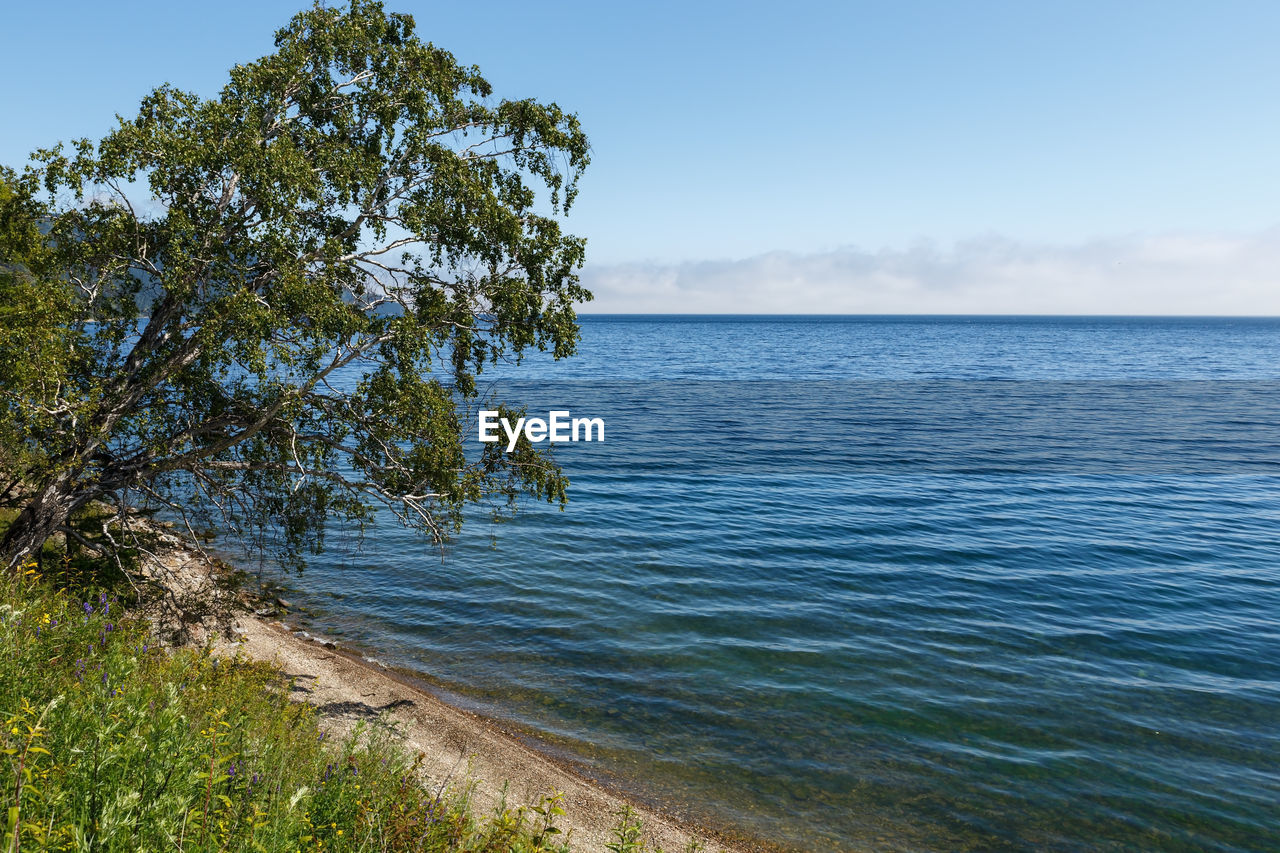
(579, 230), (1280, 315)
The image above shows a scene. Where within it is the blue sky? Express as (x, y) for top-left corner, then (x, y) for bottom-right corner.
(4, 1), (1279, 312)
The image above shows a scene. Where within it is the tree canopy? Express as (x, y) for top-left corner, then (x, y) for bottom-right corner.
(0, 0), (591, 572)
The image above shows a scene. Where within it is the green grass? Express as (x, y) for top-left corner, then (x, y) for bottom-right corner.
(0, 552), (697, 852)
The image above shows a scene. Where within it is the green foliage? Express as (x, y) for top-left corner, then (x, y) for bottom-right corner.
(0, 170), (83, 488)
(0, 562), (578, 851)
(603, 805), (707, 853)
(0, 0), (591, 571)
(606, 805), (646, 853)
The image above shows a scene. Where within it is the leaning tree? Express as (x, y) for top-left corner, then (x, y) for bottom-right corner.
(0, 0), (590, 572)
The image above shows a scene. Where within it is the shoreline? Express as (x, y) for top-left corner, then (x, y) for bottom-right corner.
(139, 525), (771, 853)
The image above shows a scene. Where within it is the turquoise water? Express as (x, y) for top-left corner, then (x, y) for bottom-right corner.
(276, 317), (1280, 851)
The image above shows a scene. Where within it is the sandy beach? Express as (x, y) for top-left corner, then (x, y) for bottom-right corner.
(135, 524), (761, 853)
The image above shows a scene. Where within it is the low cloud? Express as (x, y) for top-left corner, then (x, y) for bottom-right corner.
(580, 230), (1280, 315)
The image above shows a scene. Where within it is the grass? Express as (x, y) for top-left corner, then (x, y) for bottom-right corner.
(0, 544), (701, 852)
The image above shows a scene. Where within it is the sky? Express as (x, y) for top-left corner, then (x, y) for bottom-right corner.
(3, 0), (1278, 313)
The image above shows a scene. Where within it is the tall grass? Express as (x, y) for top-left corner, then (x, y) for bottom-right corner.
(0, 556), (696, 852)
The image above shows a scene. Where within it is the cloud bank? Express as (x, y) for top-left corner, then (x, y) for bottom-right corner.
(580, 230), (1280, 315)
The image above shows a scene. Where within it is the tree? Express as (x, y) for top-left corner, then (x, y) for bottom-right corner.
(0, 0), (590, 573)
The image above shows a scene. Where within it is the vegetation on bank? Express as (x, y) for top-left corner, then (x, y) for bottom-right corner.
(0, 1), (700, 848)
(0, 536), (700, 852)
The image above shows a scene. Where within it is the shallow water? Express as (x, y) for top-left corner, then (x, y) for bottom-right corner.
(270, 317), (1280, 851)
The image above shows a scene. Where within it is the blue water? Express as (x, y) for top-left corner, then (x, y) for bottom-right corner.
(277, 317), (1280, 851)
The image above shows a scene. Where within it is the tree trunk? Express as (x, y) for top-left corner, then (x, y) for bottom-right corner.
(1, 470), (81, 573)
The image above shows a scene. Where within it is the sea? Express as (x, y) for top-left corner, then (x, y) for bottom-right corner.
(260, 316), (1280, 851)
